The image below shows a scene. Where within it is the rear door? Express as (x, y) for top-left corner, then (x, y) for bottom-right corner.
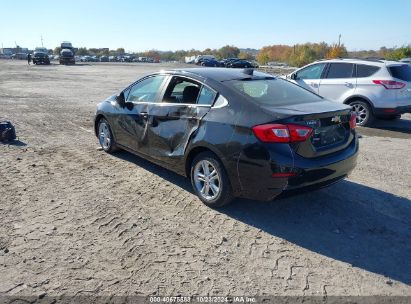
(146, 76), (215, 166)
(292, 63), (327, 94)
(318, 63), (356, 102)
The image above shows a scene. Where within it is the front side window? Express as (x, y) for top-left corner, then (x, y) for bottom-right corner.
(296, 63), (326, 80)
(228, 78), (322, 106)
(127, 75), (166, 102)
(326, 63), (354, 79)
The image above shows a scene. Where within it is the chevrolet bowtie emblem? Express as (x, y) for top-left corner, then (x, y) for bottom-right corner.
(331, 116), (341, 124)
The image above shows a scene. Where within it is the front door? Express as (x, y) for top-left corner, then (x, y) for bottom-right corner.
(292, 62), (326, 94)
(115, 75), (168, 153)
(145, 76), (216, 169)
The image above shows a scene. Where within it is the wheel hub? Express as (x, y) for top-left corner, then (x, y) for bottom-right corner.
(194, 160), (221, 201)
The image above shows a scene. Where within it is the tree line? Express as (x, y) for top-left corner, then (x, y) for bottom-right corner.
(52, 43), (411, 66)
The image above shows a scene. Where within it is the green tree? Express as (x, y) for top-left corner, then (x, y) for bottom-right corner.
(53, 47), (61, 55)
(116, 48), (125, 55)
(325, 43), (348, 59)
(76, 47), (89, 56)
(289, 44), (317, 67)
(238, 51), (254, 60)
(217, 45), (240, 59)
(385, 45), (411, 60)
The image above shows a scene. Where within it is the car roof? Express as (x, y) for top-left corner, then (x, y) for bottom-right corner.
(312, 57), (409, 67)
(162, 68), (272, 82)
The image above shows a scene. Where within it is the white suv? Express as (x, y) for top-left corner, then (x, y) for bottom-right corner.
(286, 58), (411, 126)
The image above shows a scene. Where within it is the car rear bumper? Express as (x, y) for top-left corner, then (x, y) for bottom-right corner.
(374, 105), (411, 116)
(60, 58), (75, 63)
(237, 135), (359, 201)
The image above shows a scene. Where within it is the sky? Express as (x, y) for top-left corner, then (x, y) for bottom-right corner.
(1, 0), (410, 52)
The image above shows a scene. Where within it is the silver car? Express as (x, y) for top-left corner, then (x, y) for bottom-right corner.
(286, 58), (411, 126)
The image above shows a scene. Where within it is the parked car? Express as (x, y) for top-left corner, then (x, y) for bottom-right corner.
(59, 49), (75, 65)
(199, 58), (221, 67)
(221, 58), (240, 67)
(90, 56), (100, 62)
(94, 68), (358, 207)
(100, 56), (109, 62)
(400, 58), (411, 64)
(32, 52), (50, 65)
(286, 58), (411, 126)
(12, 53), (28, 60)
(227, 59), (253, 68)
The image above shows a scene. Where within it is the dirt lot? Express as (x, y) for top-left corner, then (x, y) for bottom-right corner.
(0, 60), (411, 297)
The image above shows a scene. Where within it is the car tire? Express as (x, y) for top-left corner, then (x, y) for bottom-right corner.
(349, 100), (374, 127)
(190, 152), (234, 208)
(97, 118), (118, 153)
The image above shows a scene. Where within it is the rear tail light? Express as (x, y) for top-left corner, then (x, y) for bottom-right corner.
(252, 124), (313, 143)
(272, 172), (297, 178)
(373, 80), (405, 89)
(349, 112), (357, 129)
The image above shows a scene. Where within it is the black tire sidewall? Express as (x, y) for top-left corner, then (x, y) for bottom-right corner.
(190, 152), (233, 208)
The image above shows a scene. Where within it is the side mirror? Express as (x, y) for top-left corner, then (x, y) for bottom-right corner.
(116, 92), (126, 107)
(290, 73), (297, 80)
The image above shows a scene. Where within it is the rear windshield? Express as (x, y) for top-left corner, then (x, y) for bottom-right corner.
(388, 65), (411, 81)
(227, 78), (322, 106)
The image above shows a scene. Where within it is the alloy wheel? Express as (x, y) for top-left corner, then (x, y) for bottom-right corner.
(351, 103), (368, 125)
(193, 160), (221, 201)
(98, 121), (111, 150)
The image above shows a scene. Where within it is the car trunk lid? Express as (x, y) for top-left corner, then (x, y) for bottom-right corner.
(261, 100), (354, 158)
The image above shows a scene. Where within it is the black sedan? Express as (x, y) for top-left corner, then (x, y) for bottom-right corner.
(199, 58), (221, 67)
(32, 52), (50, 65)
(227, 59), (253, 68)
(94, 68), (358, 207)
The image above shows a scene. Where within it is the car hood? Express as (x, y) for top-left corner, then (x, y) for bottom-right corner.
(260, 99), (351, 116)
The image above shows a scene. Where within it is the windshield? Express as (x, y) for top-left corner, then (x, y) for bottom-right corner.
(227, 78), (322, 106)
(34, 53), (47, 57)
(389, 65), (411, 81)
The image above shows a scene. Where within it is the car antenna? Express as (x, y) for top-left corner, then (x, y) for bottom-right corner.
(243, 68), (254, 76)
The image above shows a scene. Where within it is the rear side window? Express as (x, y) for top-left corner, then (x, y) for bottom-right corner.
(228, 78), (322, 106)
(163, 76), (201, 104)
(326, 63), (354, 79)
(197, 86), (216, 105)
(356, 64), (380, 78)
(388, 65), (411, 81)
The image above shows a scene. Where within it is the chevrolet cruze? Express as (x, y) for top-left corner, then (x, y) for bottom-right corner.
(94, 68), (359, 207)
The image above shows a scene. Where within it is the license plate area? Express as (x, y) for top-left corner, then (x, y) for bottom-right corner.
(311, 124), (348, 148)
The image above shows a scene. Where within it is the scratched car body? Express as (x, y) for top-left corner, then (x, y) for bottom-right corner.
(94, 68), (359, 207)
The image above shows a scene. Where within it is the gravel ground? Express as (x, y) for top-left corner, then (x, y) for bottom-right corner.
(0, 60), (410, 298)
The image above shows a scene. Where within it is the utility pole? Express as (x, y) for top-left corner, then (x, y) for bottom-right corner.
(338, 34), (341, 47)
(41, 35), (44, 47)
